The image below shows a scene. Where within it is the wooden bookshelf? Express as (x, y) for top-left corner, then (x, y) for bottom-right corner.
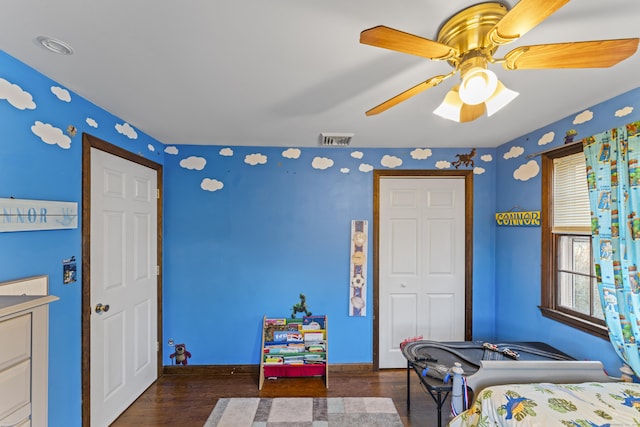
(258, 315), (328, 389)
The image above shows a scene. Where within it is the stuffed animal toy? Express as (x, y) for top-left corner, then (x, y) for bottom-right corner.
(169, 343), (192, 365)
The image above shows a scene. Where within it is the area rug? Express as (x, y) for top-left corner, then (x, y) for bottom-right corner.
(203, 397), (404, 427)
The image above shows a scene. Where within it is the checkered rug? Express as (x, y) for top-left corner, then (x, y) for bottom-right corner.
(204, 397), (403, 427)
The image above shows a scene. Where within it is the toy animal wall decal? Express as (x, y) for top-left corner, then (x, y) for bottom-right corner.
(452, 148), (476, 169)
(291, 293), (312, 318)
(169, 343), (192, 365)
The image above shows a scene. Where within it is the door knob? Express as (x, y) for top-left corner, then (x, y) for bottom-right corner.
(95, 303), (110, 313)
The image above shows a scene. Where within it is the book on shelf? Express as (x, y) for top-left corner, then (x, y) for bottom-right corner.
(265, 318), (287, 326)
(302, 315), (325, 330)
(306, 343), (325, 352)
(287, 322), (301, 331)
(283, 355), (305, 364)
(264, 324), (288, 342)
(264, 355), (284, 365)
(266, 346), (304, 355)
(272, 330), (288, 343)
(303, 331), (324, 343)
(287, 332), (304, 343)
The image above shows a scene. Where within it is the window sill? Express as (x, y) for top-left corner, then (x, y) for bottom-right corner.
(539, 307), (608, 339)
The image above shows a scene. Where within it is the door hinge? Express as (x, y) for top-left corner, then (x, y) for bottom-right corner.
(156, 341), (160, 352)
(157, 188), (160, 199)
(156, 265), (160, 276)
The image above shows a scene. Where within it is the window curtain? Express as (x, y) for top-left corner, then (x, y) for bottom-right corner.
(583, 121), (640, 375)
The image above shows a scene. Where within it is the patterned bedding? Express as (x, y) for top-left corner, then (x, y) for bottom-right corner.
(448, 381), (640, 426)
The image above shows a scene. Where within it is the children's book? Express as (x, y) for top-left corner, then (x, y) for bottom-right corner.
(302, 315), (325, 330)
(304, 332), (324, 342)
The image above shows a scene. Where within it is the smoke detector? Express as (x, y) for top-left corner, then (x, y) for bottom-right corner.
(319, 133), (354, 146)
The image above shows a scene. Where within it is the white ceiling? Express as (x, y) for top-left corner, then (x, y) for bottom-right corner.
(1, 0), (638, 149)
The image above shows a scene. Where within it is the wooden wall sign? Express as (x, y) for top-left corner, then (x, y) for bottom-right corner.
(0, 198), (78, 232)
(495, 210), (541, 227)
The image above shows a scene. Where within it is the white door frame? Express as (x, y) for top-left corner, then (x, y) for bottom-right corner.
(373, 169), (473, 370)
(81, 133), (163, 425)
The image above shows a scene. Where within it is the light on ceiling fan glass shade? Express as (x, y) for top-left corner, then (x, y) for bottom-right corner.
(458, 67), (498, 105)
(433, 86), (463, 122)
(485, 81), (519, 116)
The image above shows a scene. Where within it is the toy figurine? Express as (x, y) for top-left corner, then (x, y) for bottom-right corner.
(291, 293), (312, 318)
(169, 343), (192, 365)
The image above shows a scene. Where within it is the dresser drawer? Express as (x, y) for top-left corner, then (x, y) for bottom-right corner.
(0, 358), (31, 421)
(0, 313), (31, 372)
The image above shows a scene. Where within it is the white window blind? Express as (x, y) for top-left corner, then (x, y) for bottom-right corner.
(553, 152), (591, 234)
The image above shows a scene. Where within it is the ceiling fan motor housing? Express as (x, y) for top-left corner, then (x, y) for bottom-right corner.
(437, 2), (508, 65)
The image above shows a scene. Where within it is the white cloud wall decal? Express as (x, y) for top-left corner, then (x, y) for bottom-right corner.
(51, 86), (71, 102)
(538, 132), (554, 146)
(282, 148), (301, 159)
(514, 160), (540, 181)
(351, 151), (364, 159)
(573, 110), (593, 124)
(473, 167), (486, 175)
(340, 168), (350, 173)
(31, 121), (71, 149)
(410, 148), (432, 160)
(86, 117), (98, 128)
(201, 178), (224, 192)
(435, 160), (451, 169)
(147, 144), (155, 152)
(164, 146), (179, 155)
(312, 157), (334, 170)
(115, 122), (138, 139)
(219, 147), (233, 156)
(359, 163), (373, 173)
(503, 146), (524, 159)
(245, 153), (267, 165)
(616, 106), (633, 117)
(180, 156), (206, 170)
(481, 154), (493, 162)
(381, 155), (402, 168)
(0, 78), (36, 110)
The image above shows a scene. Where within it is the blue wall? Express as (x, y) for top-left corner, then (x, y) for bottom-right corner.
(494, 87), (640, 376)
(0, 51), (165, 427)
(2, 46), (639, 425)
(162, 145), (498, 365)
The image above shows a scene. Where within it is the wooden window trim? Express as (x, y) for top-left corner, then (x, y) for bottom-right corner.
(540, 142), (608, 339)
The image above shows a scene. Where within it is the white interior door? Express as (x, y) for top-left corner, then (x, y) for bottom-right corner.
(90, 147), (158, 426)
(379, 177), (466, 368)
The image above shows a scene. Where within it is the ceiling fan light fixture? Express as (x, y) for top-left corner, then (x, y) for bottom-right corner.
(458, 67), (498, 105)
(433, 85), (463, 122)
(485, 81), (519, 116)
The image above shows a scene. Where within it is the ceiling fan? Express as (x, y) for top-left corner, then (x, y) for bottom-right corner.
(360, 0), (639, 122)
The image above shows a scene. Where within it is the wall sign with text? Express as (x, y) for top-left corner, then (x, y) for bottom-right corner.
(0, 198), (78, 232)
(495, 210), (541, 227)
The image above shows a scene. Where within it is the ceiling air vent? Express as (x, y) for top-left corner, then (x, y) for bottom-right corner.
(319, 133), (354, 146)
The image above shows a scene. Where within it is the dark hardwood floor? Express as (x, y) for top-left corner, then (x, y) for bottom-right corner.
(111, 369), (448, 426)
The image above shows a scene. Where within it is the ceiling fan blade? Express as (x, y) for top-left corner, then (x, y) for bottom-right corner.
(488, 0), (569, 46)
(365, 75), (448, 116)
(502, 38), (639, 70)
(460, 103), (486, 123)
(360, 26), (458, 61)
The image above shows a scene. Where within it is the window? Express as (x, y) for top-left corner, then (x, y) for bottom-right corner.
(540, 142), (607, 338)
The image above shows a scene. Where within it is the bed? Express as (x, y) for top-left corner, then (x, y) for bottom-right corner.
(400, 340), (581, 426)
(448, 360), (633, 427)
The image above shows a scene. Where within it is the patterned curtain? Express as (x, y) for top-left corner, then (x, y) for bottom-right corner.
(583, 121), (640, 375)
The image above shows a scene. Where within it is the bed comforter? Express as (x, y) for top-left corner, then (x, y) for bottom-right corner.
(448, 381), (640, 426)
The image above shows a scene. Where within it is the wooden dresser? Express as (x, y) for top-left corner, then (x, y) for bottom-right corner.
(0, 276), (58, 427)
